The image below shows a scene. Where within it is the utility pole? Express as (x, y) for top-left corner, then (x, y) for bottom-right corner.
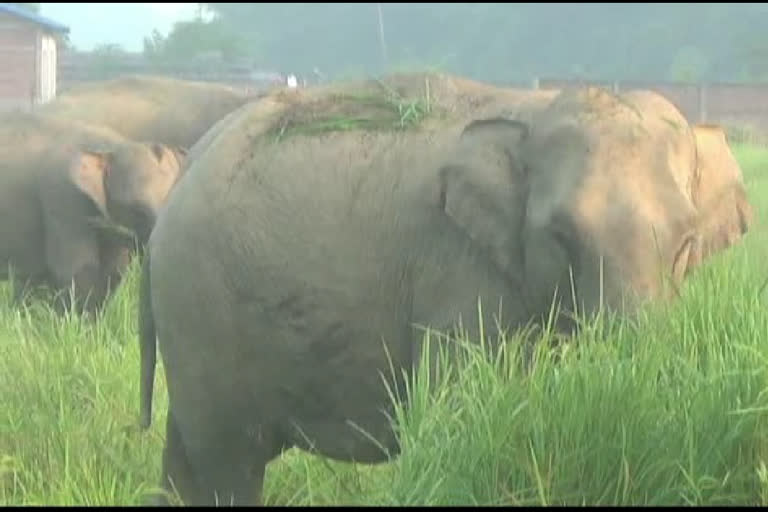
(377, 3), (388, 69)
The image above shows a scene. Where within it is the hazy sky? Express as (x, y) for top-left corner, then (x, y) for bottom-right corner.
(39, 3), (202, 51)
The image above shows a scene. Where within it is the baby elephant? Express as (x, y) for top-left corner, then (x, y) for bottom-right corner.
(0, 111), (187, 313)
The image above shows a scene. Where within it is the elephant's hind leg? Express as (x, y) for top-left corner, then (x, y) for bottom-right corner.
(159, 406), (276, 506)
(152, 410), (197, 506)
(7, 271), (48, 309)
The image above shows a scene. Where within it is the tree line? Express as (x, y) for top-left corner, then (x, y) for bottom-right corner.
(30, 3), (768, 85)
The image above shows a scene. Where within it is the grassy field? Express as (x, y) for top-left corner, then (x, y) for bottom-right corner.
(1, 144), (768, 506)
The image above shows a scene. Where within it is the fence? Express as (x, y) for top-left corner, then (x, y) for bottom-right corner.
(524, 77), (768, 133)
(57, 51), (284, 93)
(56, 52), (768, 132)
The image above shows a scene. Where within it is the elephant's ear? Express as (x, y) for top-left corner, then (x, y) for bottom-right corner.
(436, 118), (530, 277)
(68, 148), (112, 218)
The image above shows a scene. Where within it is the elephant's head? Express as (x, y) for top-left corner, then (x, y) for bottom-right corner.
(689, 123), (753, 263)
(619, 89), (700, 204)
(440, 87), (702, 327)
(68, 141), (188, 245)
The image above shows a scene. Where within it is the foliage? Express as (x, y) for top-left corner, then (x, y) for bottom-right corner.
(142, 14), (248, 66)
(1, 144), (768, 505)
(185, 3), (768, 84)
(268, 88), (434, 142)
(85, 43), (130, 77)
(668, 46), (711, 83)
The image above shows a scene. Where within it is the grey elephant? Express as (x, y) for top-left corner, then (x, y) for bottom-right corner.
(40, 75), (260, 148)
(136, 83), (725, 505)
(0, 111), (186, 313)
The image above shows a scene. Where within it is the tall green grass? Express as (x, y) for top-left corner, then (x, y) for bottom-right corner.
(1, 144), (767, 505)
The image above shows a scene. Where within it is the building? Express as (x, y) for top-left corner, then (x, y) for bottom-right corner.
(0, 3), (69, 112)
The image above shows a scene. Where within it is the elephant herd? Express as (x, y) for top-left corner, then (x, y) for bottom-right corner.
(0, 72), (754, 506)
(0, 75), (258, 312)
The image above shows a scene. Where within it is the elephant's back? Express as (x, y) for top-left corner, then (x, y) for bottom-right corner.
(145, 109), (457, 352)
(1, 111), (127, 149)
(44, 75), (253, 147)
(145, 127), (439, 447)
(151, 123), (456, 288)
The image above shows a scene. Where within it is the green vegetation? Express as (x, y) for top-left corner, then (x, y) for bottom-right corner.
(269, 82), (435, 142)
(143, 17), (248, 67)
(1, 145), (768, 506)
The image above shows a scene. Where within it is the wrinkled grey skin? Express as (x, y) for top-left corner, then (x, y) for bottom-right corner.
(138, 86), (709, 506)
(0, 112), (187, 313)
(138, 114), (533, 505)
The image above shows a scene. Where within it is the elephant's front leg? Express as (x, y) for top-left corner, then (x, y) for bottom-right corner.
(9, 272), (50, 308)
(44, 223), (109, 315)
(98, 238), (135, 299)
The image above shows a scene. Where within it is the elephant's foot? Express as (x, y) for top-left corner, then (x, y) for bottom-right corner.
(159, 408), (274, 506)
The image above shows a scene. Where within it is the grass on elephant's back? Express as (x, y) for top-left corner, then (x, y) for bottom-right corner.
(266, 87), (437, 143)
(1, 146), (768, 505)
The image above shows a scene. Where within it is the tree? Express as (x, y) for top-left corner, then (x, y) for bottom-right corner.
(88, 43), (130, 79)
(738, 43), (768, 82)
(143, 17), (248, 66)
(142, 29), (166, 61)
(187, 3), (768, 83)
(668, 46), (711, 83)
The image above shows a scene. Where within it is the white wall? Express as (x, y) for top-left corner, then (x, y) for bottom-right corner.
(37, 32), (57, 104)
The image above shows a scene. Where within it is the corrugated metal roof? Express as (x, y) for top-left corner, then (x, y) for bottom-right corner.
(0, 3), (69, 33)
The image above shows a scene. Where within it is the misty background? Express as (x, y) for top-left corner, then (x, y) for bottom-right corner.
(23, 3), (768, 84)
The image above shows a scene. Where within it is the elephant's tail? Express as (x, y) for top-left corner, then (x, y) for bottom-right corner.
(138, 251), (157, 430)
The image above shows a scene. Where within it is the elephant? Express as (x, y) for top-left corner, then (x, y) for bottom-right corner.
(38, 75), (260, 148)
(619, 89), (700, 204)
(689, 123), (753, 262)
(619, 90), (753, 268)
(509, 87), (724, 321)
(137, 83), (717, 505)
(0, 111), (187, 313)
